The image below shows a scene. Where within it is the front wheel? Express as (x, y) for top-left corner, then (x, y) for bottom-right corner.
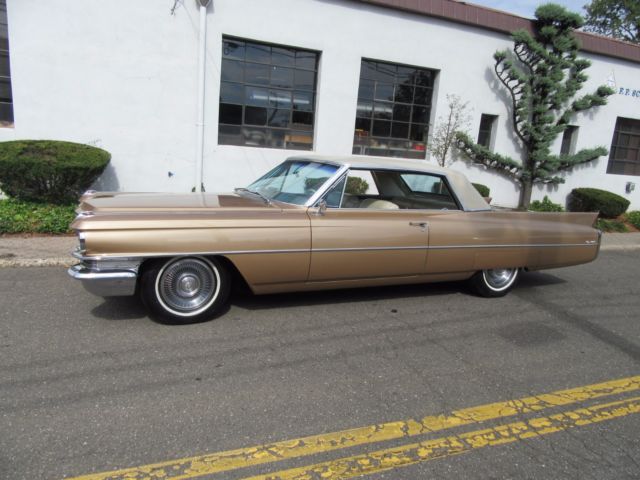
(140, 256), (230, 324)
(468, 267), (520, 298)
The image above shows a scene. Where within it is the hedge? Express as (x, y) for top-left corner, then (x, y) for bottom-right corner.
(0, 140), (110, 205)
(472, 183), (490, 197)
(0, 198), (75, 234)
(529, 195), (564, 212)
(567, 188), (629, 218)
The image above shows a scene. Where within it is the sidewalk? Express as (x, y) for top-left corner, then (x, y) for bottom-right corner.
(0, 232), (638, 268)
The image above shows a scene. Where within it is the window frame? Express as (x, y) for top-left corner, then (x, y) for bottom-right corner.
(560, 125), (579, 156)
(477, 114), (498, 149)
(218, 36), (320, 150)
(606, 117), (640, 177)
(353, 58), (437, 159)
(0, 0), (13, 128)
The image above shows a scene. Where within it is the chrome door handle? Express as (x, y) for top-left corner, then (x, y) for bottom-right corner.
(409, 221), (428, 231)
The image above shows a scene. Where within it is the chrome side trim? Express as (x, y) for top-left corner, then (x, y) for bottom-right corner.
(71, 242), (598, 263)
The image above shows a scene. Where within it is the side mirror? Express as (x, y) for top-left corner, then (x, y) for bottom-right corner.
(314, 200), (327, 216)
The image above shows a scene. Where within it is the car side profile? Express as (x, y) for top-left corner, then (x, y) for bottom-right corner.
(68, 155), (601, 323)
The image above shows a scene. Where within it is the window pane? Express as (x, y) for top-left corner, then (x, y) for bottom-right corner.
(357, 100), (373, 118)
(372, 120), (391, 137)
(219, 103), (242, 125)
(358, 79), (375, 100)
(223, 39), (245, 60)
(272, 47), (295, 67)
(394, 85), (414, 103)
(285, 131), (313, 150)
(413, 87), (431, 105)
(245, 86), (269, 106)
(219, 125), (243, 145)
(375, 83), (394, 101)
(294, 69), (315, 91)
(391, 122), (409, 139)
(245, 63), (269, 85)
(355, 117), (371, 133)
(245, 106), (268, 125)
(245, 42), (270, 63)
(0, 77), (11, 102)
(269, 89), (291, 107)
(271, 66), (294, 89)
(0, 51), (10, 77)
(361, 61), (377, 80)
(393, 104), (411, 122)
(293, 91), (314, 111)
(410, 123), (426, 141)
(412, 106), (429, 124)
(220, 82), (244, 103)
(292, 111), (313, 128)
(295, 51), (316, 70)
(221, 59), (243, 82)
(373, 102), (392, 120)
(267, 108), (290, 127)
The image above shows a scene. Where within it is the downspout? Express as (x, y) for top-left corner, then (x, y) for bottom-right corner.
(195, 0), (211, 192)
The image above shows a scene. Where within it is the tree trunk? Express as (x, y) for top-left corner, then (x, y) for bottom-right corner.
(518, 180), (533, 209)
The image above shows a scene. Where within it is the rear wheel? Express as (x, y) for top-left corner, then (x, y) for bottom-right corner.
(469, 267), (519, 298)
(140, 256), (230, 324)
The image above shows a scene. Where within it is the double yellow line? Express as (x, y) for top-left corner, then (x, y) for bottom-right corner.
(67, 375), (640, 480)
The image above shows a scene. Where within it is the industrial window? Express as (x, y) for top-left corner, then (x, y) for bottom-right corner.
(607, 117), (640, 176)
(477, 114), (497, 148)
(560, 125), (578, 155)
(218, 37), (319, 150)
(353, 59), (436, 159)
(0, 0), (13, 127)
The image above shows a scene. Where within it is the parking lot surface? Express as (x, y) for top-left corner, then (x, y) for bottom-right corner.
(1, 251), (639, 479)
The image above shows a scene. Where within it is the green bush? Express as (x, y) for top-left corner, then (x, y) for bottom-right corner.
(595, 218), (628, 233)
(345, 177), (369, 195)
(567, 188), (630, 218)
(472, 183), (490, 197)
(626, 211), (640, 230)
(0, 198), (76, 234)
(529, 195), (564, 212)
(0, 140), (110, 205)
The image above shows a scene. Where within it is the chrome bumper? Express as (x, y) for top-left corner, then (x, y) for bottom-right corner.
(68, 250), (142, 297)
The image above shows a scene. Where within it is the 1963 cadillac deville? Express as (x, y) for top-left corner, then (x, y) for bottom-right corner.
(68, 155), (601, 324)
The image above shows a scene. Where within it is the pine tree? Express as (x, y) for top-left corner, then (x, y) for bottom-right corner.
(455, 4), (614, 208)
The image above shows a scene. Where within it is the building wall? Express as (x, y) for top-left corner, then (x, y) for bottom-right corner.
(4, 0), (640, 208)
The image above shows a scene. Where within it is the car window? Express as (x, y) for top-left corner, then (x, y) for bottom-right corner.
(322, 168), (459, 210)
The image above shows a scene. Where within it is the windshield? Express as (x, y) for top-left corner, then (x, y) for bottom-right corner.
(245, 160), (339, 205)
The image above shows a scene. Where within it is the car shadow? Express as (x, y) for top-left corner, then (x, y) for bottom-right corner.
(89, 271), (566, 321)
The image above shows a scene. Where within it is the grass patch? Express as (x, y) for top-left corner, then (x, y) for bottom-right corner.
(0, 198), (76, 234)
(625, 211), (640, 230)
(595, 217), (629, 233)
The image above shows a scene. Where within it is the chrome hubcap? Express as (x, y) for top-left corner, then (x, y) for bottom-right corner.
(157, 258), (218, 314)
(484, 268), (517, 290)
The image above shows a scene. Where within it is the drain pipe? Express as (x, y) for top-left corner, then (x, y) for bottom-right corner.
(195, 0), (211, 192)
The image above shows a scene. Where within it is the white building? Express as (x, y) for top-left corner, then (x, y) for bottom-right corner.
(2, 0), (640, 208)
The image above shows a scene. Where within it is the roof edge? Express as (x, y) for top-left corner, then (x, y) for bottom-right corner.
(355, 0), (640, 65)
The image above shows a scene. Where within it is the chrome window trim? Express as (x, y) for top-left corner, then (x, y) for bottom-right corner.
(304, 163), (350, 207)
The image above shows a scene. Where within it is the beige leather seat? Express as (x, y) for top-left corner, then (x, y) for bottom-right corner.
(359, 198), (399, 209)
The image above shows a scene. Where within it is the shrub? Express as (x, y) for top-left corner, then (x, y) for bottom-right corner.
(346, 176), (369, 195)
(626, 211), (640, 230)
(567, 188), (630, 218)
(0, 140), (110, 205)
(0, 198), (75, 234)
(595, 218), (628, 233)
(472, 183), (490, 197)
(529, 195), (564, 212)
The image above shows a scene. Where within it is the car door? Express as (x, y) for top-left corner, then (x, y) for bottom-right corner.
(307, 169), (429, 282)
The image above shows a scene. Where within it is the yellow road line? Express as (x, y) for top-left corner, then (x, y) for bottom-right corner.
(242, 396), (640, 480)
(66, 375), (640, 480)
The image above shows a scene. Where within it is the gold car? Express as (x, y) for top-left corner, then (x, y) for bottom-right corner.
(68, 155), (600, 324)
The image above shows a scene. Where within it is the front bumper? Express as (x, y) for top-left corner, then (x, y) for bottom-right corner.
(68, 249), (141, 297)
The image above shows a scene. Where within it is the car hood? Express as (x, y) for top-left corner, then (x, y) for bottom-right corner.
(77, 191), (286, 213)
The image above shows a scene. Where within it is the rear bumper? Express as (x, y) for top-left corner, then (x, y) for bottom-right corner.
(68, 250), (141, 297)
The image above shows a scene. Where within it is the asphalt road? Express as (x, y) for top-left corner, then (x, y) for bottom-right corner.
(1, 251), (639, 480)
